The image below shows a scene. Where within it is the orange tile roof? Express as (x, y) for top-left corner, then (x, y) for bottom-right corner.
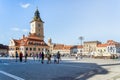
(53, 44), (83, 50)
(12, 36), (48, 47)
(76, 45), (83, 48)
(107, 40), (120, 45)
(63, 45), (73, 50)
(97, 44), (108, 47)
(53, 44), (64, 50)
(70, 45), (83, 49)
(53, 44), (73, 50)
(13, 39), (21, 46)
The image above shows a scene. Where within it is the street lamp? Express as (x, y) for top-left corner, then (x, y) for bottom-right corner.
(78, 36), (84, 58)
(79, 36), (84, 46)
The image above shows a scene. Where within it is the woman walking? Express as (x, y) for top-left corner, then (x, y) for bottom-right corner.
(41, 51), (44, 64)
(15, 51), (18, 62)
(19, 52), (23, 62)
(24, 52), (28, 62)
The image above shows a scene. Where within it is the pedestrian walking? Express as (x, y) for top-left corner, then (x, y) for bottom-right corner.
(46, 50), (51, 64)
(15, 51), (18, 62)
(75, 54), (78, 60)
(36, 53), (39, 60)
(80, 53), (83, 59)
(33, 53), (36, 61)
(19, 52), (23, 62)
(24, 52), (28, 62)
(41, 51), (44, 64)
(57, 51), (61, 64)
(53, 54), (57, 64)
(38, 52), (42, 61)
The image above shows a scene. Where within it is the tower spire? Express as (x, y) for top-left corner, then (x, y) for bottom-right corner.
(31, 7), (44, 23)
(30, 7), (44, 40)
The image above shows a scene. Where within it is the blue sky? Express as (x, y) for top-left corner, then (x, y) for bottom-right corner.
(1, 0), (120, 45)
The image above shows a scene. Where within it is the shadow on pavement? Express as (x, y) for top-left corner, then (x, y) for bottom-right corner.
(0, 59), (109, 80)
(100, 63), (120, 66)
(52, 62), (108, 80)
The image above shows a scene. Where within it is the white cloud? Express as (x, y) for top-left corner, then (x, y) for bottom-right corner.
(11, 27), (29, 33)
(20, 3), (30, 8)
(22, 29), (29, 32)
(11, 27), (20, 31)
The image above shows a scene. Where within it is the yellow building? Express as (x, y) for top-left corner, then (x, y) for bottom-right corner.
(83, 41), (101, 56)
(96, 43), (111, 58)
(9, 9), (49, 56)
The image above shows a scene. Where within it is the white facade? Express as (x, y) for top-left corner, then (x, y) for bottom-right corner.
(107, 45), (120, 54)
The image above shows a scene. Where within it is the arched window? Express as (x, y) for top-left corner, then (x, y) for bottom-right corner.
(30, 48), (32, 51)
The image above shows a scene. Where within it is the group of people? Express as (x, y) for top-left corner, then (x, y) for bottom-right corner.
(32, 51), (44, 64)
(14, 51), (61, 64)
(75, 53), (83, 60)
(32, 50), (61, 64)
(15, 51), (28, 62)
(46, 51), (61, 64)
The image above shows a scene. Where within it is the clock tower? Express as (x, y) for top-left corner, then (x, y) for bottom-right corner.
(30, 8), (44, 40)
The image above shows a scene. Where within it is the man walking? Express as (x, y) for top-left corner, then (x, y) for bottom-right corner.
(41, 51), (44, 64)
(15, 51), (18, 62)
(47, 50), (51, 64)
(24, 52), (28, 62)
(57, 51), (61, 64)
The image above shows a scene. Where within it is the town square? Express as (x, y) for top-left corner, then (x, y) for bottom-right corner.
(0, 0), (120, 80)
(0, 57), (120, 80)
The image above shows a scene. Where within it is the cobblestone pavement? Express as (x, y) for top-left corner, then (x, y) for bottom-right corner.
(0, 57), (120, 80)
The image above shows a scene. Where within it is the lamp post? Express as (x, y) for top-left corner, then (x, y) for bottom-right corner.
(79, 36), (84, 58)
(79, 36), (84, 46)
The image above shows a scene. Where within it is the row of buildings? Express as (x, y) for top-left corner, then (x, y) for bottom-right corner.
(8, 8), (120, 58)
(48, 39), (120, 58)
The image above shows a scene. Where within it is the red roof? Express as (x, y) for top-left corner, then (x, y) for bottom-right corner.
(53, 44), (73, 50)
(13, 35), (48, 47)
(97, 44), (108, 47)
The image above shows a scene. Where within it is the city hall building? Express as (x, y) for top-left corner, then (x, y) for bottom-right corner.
(9, 9), (49, 56)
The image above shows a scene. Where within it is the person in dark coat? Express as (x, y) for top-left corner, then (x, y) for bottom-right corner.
(19, 52), (23, 62)
(41, 51), (44, 64)
(57, 51), (61, 64)
(15, 51), (18, 62)
(38, 52), (42, 61)
(24, 52), (28, 62)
